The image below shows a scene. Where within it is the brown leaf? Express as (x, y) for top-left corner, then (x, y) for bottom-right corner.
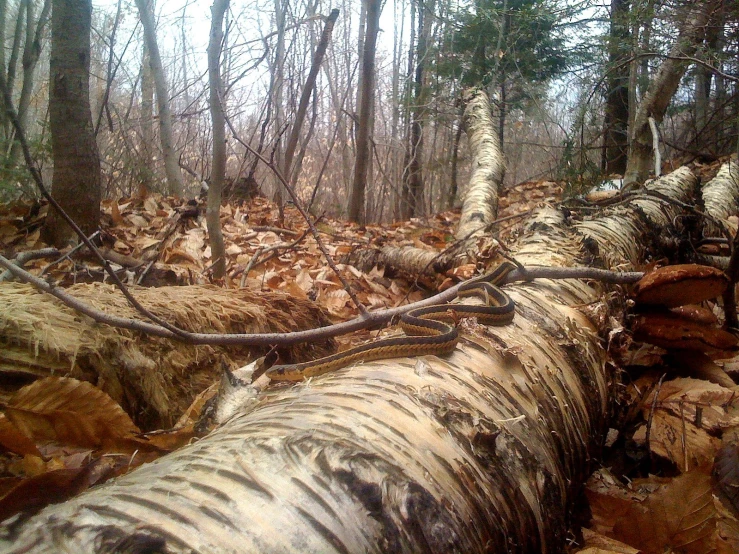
(0, 457), (118, 521)
(633, 410), (721, 472)
(612, 469), (717, 553)
(0, 415), (41, 456)
(643, 377), (739, 432)
(580, 528), (641, 553)
(3, 377), (139, 449)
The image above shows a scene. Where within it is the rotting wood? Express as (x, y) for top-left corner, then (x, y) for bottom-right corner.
(0, 283), (336, 429)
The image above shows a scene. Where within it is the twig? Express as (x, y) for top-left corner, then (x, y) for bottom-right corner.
(0, 253), (643, 347)
(39, 231), (99, 276)
(0, 248), (60, 282)
(645, 372), (667, 471)
(251, 225), (301, 236)
(234, 229), (311, 279)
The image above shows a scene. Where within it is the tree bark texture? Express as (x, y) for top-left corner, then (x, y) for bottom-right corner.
(1, 207), (611, 553)
(702, 156), (739, 236)
(456, 88), (504, 240)
(623, 0), (719, 185)
(347, 0), (381, 224)
(205, 0), (229, 279)
(42, 0), (101, 248)
(134, 0), (184, 196)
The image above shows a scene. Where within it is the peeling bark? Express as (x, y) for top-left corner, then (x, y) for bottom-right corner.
(0, 164), (712, 550)
(1, 207), (610, 552)
(456, 88), (504, 241)
(702, 156), (739, 236)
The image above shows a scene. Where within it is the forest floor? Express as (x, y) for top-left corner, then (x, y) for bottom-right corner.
(1, 170), (738, 553)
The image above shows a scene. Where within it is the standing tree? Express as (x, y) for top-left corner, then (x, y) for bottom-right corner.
(134, 0), (184, 197)
(602, 0), (631, 175)
(347, 0), (382, 224)
(400, 0), (435, 219)
(205, 0), (229, 280)
(42, 0), (101, 247)
(623, 0), (721, 185)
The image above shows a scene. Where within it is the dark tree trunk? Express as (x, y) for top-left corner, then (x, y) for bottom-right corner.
(347, 0), (381, 224)
(42, 0), (101, 247)
(401, 0), (431, 219)
(602, 0), (631, 175)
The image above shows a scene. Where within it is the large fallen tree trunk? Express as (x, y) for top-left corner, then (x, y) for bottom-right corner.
(2, 207), (612, 553)
(0, 168), (710, 549)
(1, 163), (704, 552)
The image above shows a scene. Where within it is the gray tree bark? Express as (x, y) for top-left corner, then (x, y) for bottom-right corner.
(347, 0), (381, 224)
(134, 0), (184, 196)
(205, 0), (229, 280)
(41, 0), (101, 247)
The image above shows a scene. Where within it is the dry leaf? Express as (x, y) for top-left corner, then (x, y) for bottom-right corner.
(643, 377), (739, 432)
(611, 469), (717, 554)
(3, 377), (140, 449)
(633, 410), (721, 471)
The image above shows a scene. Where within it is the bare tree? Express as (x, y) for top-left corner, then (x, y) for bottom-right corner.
(283, 8), (340, 184)
(205, 0), (229, 280)
(134, 0), (184, 196)
(347, 0), (382, 223)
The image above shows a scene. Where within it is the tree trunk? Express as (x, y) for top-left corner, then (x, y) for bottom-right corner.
(400, 0), (433, 219)
(283, 8), (340, 184)
(205, 0), (229, 280)
(623, 0), (719, 186)
(140, 40), (154, 192)
(602, 0), (630, 175)
(447, 114), (463, 209)
(456, 88), (504, 241)
(270, 0), (287, 220)
(7, 0), (51, 169)
(134, 0), (184, 196)
(347, 0), (381, 224)
(41, 0), (101, 247)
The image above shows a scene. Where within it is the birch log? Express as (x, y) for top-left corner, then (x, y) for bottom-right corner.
(2, 206), (612, 552)
(373, 88), (505, 275)
(0, 167), (704, 551)
(702, 156), (739, 236)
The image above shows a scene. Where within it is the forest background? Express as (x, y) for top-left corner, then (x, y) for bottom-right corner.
(0, 0), (736, 229)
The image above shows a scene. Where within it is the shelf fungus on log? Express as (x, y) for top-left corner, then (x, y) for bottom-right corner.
(631, 264), (729, 308)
